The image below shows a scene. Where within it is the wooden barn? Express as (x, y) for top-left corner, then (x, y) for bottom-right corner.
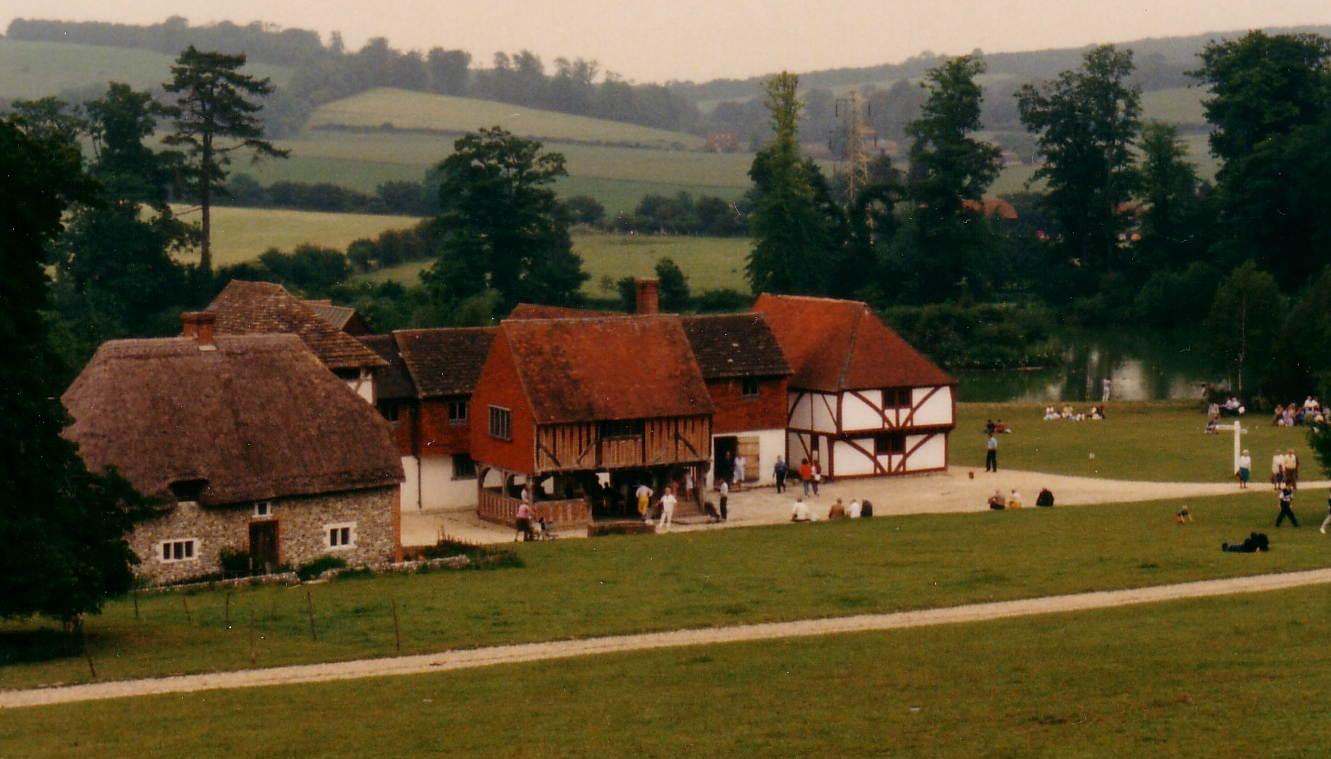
(753, 294), (956, 478)
(206, 280), (386, 403)
(62, 313), (404, 584)
(469, 314), (714, 527)
(681, 313), (791, 487)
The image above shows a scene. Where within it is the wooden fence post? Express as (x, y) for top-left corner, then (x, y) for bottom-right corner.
(305, 590), (318, 641)
(181, 595), (191, 624)
(248, 608), (257, 666)
(224, 591), (232, 628)
(79, 617), (97, 680)
(391, 599), (401, 654)
(132, 592), (140, 622)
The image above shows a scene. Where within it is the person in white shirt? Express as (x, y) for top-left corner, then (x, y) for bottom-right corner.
(791, 497), (814, 523)
(658, 486), (677, 531)
(684, 468), (695, 500)
(1237, 449), (1251, 489)
(848, 499), (862, 518)
(718, 479), (729, 521)
(733, 455), (746, 489)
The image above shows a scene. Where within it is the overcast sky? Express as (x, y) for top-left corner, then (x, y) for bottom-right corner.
(6, 1), (1331, 82)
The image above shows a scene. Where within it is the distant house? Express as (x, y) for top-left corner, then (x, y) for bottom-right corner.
(681, 313), (791, 487)
(207, 280), (386, 403)
(62, 313), (404, 584)
(962, 198), (1019, 221)
(303, 299), (372, 336)
(469, 314), (714, 527)
(753, 294), (956, 478)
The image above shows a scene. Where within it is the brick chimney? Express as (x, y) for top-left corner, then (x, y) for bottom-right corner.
(634, 277), (660, 315)
(181, 311), (217, 349)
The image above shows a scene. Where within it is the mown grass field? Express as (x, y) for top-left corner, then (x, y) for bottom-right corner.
(0, 39), (291, 100)
(309, 87), (706, 149)
(4, 490), (1329, 691)
(173, 206), (421, 268)
(360, 231), (751, 295)
(955, 401), (1318, 483)
(7, 585), (1330, 757)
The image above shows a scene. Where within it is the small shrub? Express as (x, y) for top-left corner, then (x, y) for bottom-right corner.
(218, 548), (254, 577)
(297, 555), (348, 581)
(421, 538), (522, 570)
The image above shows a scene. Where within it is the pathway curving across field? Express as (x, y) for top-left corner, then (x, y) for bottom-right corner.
(6, 568), (1331, 710)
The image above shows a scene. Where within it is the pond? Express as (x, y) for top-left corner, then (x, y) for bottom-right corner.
(955, 329), (1222, 403)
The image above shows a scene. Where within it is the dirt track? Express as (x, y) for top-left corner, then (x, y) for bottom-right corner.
(6, 567), (1331, 711)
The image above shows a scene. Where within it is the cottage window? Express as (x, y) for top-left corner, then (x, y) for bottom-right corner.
(452, 454), (477, 480)
(599, 419), (643, 439)
(874, 433), (906, 456)
(448, 400), (468, 425)
(884, 388), (912, 409)
(741, 378), (760, 399)
(488, 406), (512, 440)
(160, 539), (198, 562)
(253, 501), (273, 518)
(326, 523), (356, 550)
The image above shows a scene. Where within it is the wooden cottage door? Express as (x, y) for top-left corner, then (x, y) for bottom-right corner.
(249, 522), (280, 572)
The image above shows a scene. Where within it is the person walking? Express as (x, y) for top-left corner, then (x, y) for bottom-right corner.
(811, 460), (822, 495)
(1276, 483), (1299, 528)
(774, 456), (788, 494)
(718, 479), (729, 522)
(799, 458), (812, 496)
(658, 486), (677, 532)
(635, 482), (654, 522)
(1237, 449), (1251, 489)
(1320, 490), (1331, 534)
(985, 433), (998, 472)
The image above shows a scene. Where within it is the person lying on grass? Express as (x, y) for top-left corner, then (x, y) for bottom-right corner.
(1222, 532), (1269, 553)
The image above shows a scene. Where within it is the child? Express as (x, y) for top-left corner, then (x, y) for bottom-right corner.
(1175, 505), (1192, 524)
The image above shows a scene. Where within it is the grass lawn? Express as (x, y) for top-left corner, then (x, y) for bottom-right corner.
(360, 231), (751, 295)
(955, 401), (1319, 483)
(0, 39), (291, 101)
(4, 491), (1330, 691)
(6, 585), (1331, 757)
(172, 206), (421, 268)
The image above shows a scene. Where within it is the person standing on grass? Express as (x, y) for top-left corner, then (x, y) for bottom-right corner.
(1320, 491), (1331, 534)
(1285, 449), (1300, 491)
(1276, 483), (1299, 528)
(985, 433), (998, 472)
(1102, 377), (1112, 403)
(1237, 449), (1252, 489)
(658, 486), (677, 532)
(774, 456), (788, 494)
(718, 478), (729, 522)
(1271, 450), (1285, 491)
(799, 458), (813, 496)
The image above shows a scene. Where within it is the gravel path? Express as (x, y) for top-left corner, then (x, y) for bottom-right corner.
(6, 567), (1331, 710)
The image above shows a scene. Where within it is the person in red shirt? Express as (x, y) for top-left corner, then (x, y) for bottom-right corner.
(798, 459), (813, 496)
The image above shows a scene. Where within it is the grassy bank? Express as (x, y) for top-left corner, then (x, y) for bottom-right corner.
(6, 585), (1330, 756)
(4, 491), (1329, 691)
(955, 401), (1318, 482)
(173, 206), (421, 268)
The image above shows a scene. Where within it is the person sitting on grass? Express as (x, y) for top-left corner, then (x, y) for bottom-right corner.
(1175, 505), (1192, 524)
(988, 490), (1006, 510)
(848, 498), (863, 518)
(791, 497), (815, 523)
(860, 500), (874, 518)
(1043, 406), (1061, 421)
(828, 498), (847, 520)
(1007, 489), (1024, 510)
(1222, 532), (1270, 553)
(1036, 488), (1055, 507)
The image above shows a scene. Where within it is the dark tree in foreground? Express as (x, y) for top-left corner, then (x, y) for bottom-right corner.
(0, 115), (151, 624)
(1135, 121), (1203, 270)
(164, 46), (288, 273)
(1018, 45), (1141, 272)
(423, 127), (587, 316)
(1203, 261), (1284, 397)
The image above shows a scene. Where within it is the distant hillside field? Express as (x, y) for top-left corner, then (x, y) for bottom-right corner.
(309, 88), (705, 150)
(0, 39), (291, 100)
(170, 206), (420, 268)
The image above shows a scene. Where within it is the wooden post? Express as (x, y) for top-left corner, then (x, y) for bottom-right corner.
(248, 608), (257, 666)
(305, 590), (317, 641)
(181, 595), (191, 624)
(391, 598), (401, 654)
(224, 591), (232, 628)
(132, 592), (140, 622)
(78, 617), (97, 680)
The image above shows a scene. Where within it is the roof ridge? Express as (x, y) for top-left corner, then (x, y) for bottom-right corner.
(838, 305), (865, 389)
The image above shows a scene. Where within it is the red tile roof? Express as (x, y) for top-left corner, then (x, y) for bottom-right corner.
(207, 281), (385, 371)
(499, 315), (713, 423)
(394, 327), (496, 398)
(752, 294), (954, 391)
(681, 313), (791, 379)
(507, 303), (618, 320)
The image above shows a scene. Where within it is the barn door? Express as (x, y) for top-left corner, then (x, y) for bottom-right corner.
(737, 436), (760, 483)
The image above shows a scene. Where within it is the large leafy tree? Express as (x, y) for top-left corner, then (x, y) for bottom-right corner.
(1192, 32), (1331, 287)
(1018, 45), (1141, 273)
(906, 55), (1003, 299)
(422, 127), (587, 316)
(1203, 261), (1285, 397)
(163, 46), (288, 273)
(0, 114), (151, 624)
(746, 72), (838, 295)
(1135, 121), (1203, 270)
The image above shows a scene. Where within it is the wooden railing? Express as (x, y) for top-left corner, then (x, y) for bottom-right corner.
(477, 489), (591, 528)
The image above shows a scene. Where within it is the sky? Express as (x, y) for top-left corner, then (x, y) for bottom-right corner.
(5, 1), (1331, 82)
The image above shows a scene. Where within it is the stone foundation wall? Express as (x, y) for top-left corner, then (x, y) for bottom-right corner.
(130, 486), (399, 585)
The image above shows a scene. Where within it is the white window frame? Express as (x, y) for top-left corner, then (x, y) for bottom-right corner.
(253, 500), (274, 518)
(159, 538), (200, 563)
(325, 522), (357, 550)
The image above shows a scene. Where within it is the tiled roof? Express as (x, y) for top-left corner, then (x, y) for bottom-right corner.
(207, 281), (385, 371)
(507, 303), (618, 320)
(393, 327), (496, 398)
(752, 294), (954, 391)
(500, 315), (713, 423)
(358, 335), (416, 401)
(681, 313), (792, 379)
(62, 335), (402, 507)
(303, 300), (359, 330)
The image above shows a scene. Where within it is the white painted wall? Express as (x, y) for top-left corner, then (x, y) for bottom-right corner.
(401, 455), (420, 511)
(707, 428), (787, 487)
(345, 369), (375, 404)
(790, 391), (840, 433)
(912, 386), (954, 427)
(905, 433), (947, 471)
(842, 391), (883, 431)
(403, 456), (478, 511)
(833, 438), (877, 476)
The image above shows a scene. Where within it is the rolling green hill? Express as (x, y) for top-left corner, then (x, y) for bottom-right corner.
(309, 88), (705, 149)
(0, 39), (291, 101)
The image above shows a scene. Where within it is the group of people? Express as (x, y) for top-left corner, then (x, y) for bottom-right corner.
(1272, 397), (1325, 427)
(791, 496), (874, 522)
(1041, 404), (1107, 422)
(773, 455), (823, 496)
(987, 487), (1055, 510)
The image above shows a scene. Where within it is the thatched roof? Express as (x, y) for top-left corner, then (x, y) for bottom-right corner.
(682, 313), (792, 380)
(207, 281), (385, 371)
(63, 334), (403, 507)
(394, 327), (496, 398)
